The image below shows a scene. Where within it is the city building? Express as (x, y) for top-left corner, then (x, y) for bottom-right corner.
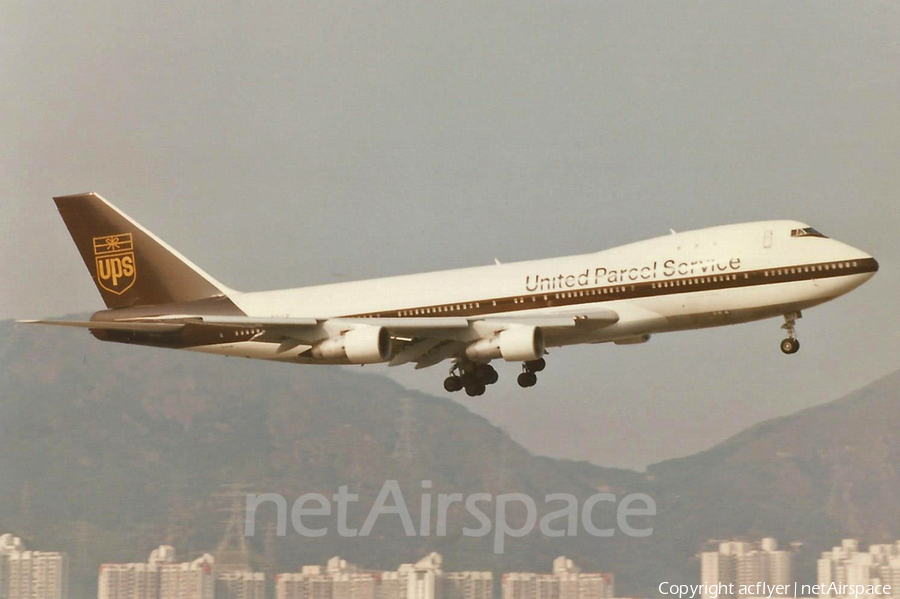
(700, 537), (794, 599)
(99, 544), (267, 599)
(377, 568), (411, 599)
(0, 534), (68, 599)
(444, 571), (492, 599)
(277, 559), (376, 599)
(817, 539), (900, 598)
(158, 554), (215, 599)
(500, 573), (536, 599)
(404, 553), (443, 599)
(215, 571), (265, 599)
(501, 557), (613, 599)
(98, 546), (175, 599)
(700, 538), (792, 599)
(278, 554), (490, 599)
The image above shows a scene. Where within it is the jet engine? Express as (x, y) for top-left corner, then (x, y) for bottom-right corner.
(311, 326), (392, 364)
(465, 326), (545, 362)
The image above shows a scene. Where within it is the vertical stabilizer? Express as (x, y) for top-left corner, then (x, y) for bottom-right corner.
(54, 192), (233, 309)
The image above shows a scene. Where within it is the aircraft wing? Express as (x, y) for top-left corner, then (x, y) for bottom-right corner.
(19, 306), (619, 367)
(97, 306), (618, 334)
(143, 307), (617, 334)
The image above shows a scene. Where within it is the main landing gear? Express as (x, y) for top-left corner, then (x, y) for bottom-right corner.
(443, 358), (548, 395)
(517, 358), (545, 388)
(780, 311), (801, 355)
(444, 362), (499, 397)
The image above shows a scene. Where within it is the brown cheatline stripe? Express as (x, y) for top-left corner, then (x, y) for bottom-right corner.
(344, 257), (878, 320)
(90, 257), (876, 351)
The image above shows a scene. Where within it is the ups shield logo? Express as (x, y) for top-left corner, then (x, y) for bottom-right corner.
(93, 233), (136, 295)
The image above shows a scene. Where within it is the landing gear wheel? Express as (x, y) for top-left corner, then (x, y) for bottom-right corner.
(780, 312), (801, 355)
(780, 338), (800, 355)
(525, 358), (546, 372)
(465, 382), (486, 397)
(478, 365), (499, 385)
(517, 372), (537, 388)
(444, 376), (463, 392)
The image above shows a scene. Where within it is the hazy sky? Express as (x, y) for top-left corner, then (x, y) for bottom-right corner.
(3, 1), (899, 469)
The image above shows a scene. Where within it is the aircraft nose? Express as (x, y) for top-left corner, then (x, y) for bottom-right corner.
(858, 253), (878, 278)
(837, 239), (878, 274)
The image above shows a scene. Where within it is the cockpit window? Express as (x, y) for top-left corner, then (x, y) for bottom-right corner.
(791, 227), (828, 238)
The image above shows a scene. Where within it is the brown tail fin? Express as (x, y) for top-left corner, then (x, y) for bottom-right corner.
(53, 192), (233, 309)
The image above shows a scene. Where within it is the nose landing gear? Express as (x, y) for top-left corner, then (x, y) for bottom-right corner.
(780, 312), (801, 355)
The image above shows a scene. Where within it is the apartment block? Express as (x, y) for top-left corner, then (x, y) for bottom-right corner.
(817, 539), (900, 598)
(0, 534), (68, 599)
(700, 538), (793, 599)
(501, 557), (613, 599)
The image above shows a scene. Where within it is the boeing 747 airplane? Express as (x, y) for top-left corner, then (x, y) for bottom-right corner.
(23, 193), (878, 396)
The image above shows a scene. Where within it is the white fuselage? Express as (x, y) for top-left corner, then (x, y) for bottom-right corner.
(197, 220), (876, 363)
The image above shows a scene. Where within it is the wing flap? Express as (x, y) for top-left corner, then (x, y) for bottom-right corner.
(125, 315), (320, 327)
(388, 338), (443, 366)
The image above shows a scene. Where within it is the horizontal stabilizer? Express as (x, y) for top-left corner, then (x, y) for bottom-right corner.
(17, 319), (185, 333)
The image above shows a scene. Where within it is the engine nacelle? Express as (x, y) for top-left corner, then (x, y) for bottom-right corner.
(311, 326), (392, 364)
(465, 326), (545, 362)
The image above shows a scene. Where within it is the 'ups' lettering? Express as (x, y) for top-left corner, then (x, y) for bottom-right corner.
(98, 257), (126, 285)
